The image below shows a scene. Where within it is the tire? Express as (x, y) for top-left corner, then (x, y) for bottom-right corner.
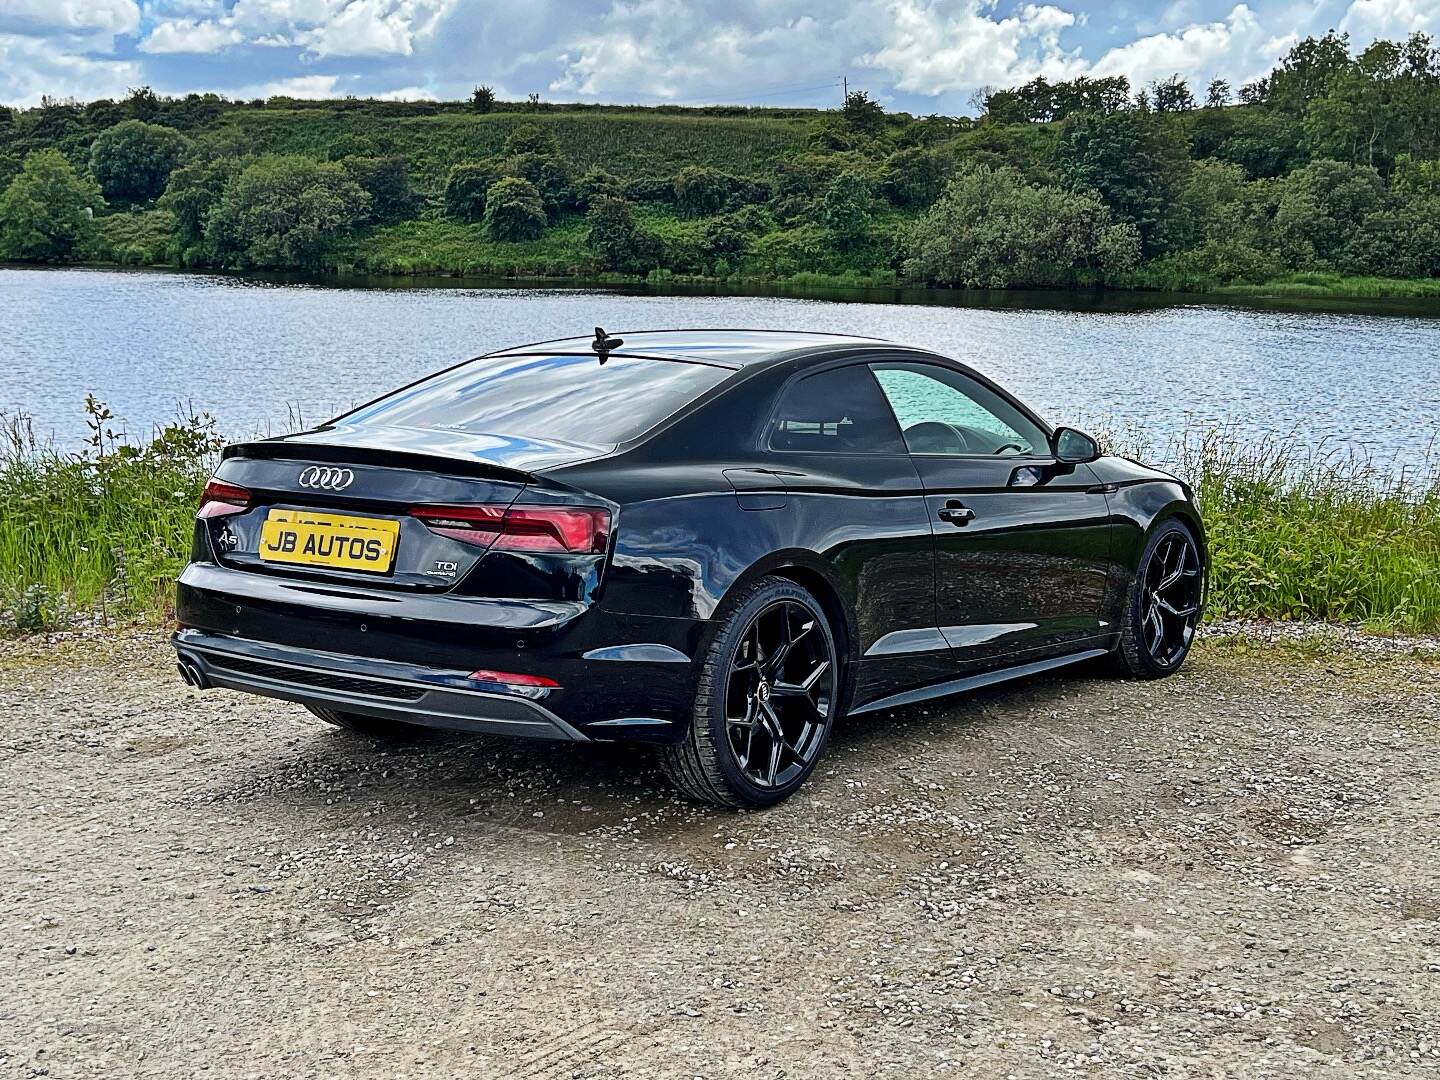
(659, 576), (840, 808)
(1113, 518), (1203, 679)
(306, 705), (435, 739)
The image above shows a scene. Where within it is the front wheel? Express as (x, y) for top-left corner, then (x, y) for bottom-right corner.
(1114, 519), (1203, 679)
(659, 577), (839, 807)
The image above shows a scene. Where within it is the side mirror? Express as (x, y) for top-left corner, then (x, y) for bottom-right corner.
(1051, 426), (1100, 464)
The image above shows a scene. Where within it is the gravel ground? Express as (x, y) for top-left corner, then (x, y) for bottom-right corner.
(2, 631), (1439, 1079)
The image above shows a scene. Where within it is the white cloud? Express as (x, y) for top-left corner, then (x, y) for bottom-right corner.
(0, 1), (140, 41)
(140, 18), (244, 53)
(1088, 4), (1293, 91)
(1340, 0), (1440, 40)
(135, 0), (456, 59)
(0, 33), (142, 105)
(251, 74), (342, 98)
(548, 0), (1090, 104)
(860, 0), (1086, 94)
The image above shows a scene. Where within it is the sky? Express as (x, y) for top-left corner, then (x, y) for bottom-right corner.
(2, 1), (1439, 112)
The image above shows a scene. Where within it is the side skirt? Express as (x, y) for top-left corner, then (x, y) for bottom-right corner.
(849, 647), (1110, 716)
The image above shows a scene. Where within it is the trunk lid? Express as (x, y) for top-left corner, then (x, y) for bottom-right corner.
(201, 425), (613, 596)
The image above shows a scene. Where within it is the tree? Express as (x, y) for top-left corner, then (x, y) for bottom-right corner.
(1268, 32), (1353, 112)
(1270, 158), (1387, 268)
(444, 161), (501, 221)
(205, 156), (370, 268)
(1056, 111), (1187, 254)
(89, 120), (191, 205)
(901, 165), (1139, 288)
(821, 171), (873, 248)
(583, 195), (655, 271)
(340, 155), (417, 224)
(471, 85), (496, 113)
(1152, 75), (1197, 113)
(482, 176), (545, 241)
(841, 90), (885, 133)
(673, 166), (728, 218)
(123, 85), (160, 121)
(0, 149), (103, 263)
(503, 122), (557, 156)
(1205, 79), (1231, 108)
(158, 157), (239, 259)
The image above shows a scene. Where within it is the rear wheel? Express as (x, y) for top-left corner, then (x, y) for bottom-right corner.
(1114, 519), (1202, 679)
(659, 577), (839, 807)
(306, 705), (435, 739)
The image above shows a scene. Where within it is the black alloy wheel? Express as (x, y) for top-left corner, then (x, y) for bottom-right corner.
(660, 577), (839, 806)
(1116, 520), (1203, 678)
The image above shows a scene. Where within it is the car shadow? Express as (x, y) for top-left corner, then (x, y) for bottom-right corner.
(208, 666), (1106, 841)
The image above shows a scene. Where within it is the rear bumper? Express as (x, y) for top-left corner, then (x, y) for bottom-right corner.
(173, 561), (706, 741)
(175, 630), (588, 741)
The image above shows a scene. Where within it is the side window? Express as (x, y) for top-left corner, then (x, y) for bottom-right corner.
(769, 364), (906, 454)
(871, 363), (1046, 457)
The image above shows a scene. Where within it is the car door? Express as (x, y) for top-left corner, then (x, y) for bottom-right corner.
(762, 361), (949, 706)
(869, 359), (1113, 672)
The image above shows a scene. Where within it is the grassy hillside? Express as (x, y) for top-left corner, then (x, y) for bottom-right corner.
(207, 108), (813, 186)
(4, 30), (1440, 296)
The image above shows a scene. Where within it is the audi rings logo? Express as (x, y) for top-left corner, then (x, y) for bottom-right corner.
(298, 466), (355, 491)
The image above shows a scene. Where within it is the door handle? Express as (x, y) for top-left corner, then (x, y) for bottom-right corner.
(937, 501), (975, 525)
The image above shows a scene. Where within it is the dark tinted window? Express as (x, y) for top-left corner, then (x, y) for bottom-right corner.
(338, 354), (731, 448)
(769, 364), (906, 454)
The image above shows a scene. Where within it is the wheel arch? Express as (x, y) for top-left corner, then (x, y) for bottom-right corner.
(711, 551), (857, 709)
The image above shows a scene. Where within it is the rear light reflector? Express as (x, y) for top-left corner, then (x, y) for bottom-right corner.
(468, 668), (560, 700)
(468, 669), (559, 688)
(198, 479), (251, 518)
(410, 504), (610, 554)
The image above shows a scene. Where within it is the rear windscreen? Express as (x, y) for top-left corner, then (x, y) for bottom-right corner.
(337, 354), (732, 447)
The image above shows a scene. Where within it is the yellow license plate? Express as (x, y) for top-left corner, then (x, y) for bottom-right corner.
(259, 509), (400, 574)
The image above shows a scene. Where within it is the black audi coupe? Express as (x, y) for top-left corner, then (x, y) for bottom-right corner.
(173, 329), (1205, 806)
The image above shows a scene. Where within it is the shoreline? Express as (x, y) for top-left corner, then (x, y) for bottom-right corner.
(8, 259), (1440, 315)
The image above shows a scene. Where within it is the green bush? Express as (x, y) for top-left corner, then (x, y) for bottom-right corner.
(583, 196), (657, 272)
(903, 165), (1140, 287)
(882, 146), (949, 207)
(444, 160), (501, 222)
(822, 171), (874, 249)
(483, 176), (546, 241)
(96, 209), (174, 265)
(205, 155), (370, 268)
(673, 165), (728, 218)
(340, 155), (417, 224)
(0, 149), (104, 263)
(504, 151), (574, 212)
(503, 122), (558, 156)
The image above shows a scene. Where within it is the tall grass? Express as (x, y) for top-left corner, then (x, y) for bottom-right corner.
(1, 402), (1436, 635)
(1104, 425), (1440, 631)
(0, 398), (219, 631)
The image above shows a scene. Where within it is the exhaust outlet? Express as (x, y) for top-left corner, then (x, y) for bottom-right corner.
(176, 659), (210, 690)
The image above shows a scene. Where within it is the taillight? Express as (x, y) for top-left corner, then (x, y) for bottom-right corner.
(198, 479), (250, 519)
(409, 504), (610, 554)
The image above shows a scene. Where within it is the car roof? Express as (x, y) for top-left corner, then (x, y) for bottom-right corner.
(484, 329), (895, 370)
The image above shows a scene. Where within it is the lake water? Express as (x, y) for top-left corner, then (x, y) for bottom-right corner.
(3, 267), (1438, 473)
